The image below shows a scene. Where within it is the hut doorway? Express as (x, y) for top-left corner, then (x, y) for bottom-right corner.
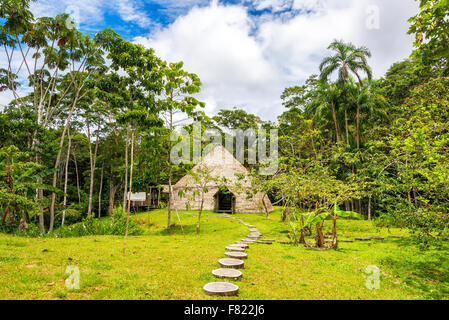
(214, 188), (235, 213)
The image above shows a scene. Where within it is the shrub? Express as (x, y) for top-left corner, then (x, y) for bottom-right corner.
(19, 207), (144, 238)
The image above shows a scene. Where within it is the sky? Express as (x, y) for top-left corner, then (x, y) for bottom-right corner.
(1, 0), (419, 121)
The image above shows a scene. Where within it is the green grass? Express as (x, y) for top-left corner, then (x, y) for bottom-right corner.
(1, 207), (448, 300)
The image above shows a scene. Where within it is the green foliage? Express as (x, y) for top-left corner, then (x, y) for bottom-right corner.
(408, 0), (449, 68)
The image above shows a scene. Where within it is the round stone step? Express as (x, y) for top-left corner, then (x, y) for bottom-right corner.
(218, 258), (244, 269)
(257, 239), (275, 244)
(278, 241), (292, 244)
(203, 282), (239, 296)
(241, 239), (256, 244)
(231, 243), (249, 249)
(212, 268), (243, 280)
(247, 235), (261, 240)
(355, 237), (372, 241)
(226, 246), (245, 252)
(249, 228), (258, 232)
(225, 252), (248, 259)
(370, 236), (385, 240)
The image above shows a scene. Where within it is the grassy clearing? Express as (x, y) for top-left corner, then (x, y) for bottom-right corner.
(0, 208), (448, 300)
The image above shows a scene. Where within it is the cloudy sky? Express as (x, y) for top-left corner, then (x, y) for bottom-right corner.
(2, 0), (419, 121)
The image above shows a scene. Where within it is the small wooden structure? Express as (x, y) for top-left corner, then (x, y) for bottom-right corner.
(129, 186), (163, 210)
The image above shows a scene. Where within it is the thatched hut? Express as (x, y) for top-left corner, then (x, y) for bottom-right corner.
(167, 145), (274, 214)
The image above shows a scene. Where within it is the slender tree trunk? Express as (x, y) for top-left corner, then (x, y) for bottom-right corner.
(345, 109), (350, 145)
(167, 110), (173, 232)
(356, 104), (361, 149)
(123, 127), (129, 211)
(331, 217), (338, 249)
(331, 102), (342, 143)
(73, 151), (81, 204)
(1, 206), (9, 225)
(108, 167), (117, 216)
(87, 122), (100, 216)
(38, 187), (44, 233)
(49, 96), (79, 232)
(62, 130), (72, 226)
(98, 162), (104, 219)
(123, 130), (135, 256)
(368, 196), (372, 221)
(262, 194), (270, 219)
(197, 192), (204, 234)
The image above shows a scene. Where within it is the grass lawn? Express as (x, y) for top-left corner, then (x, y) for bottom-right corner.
(1, 207), (448, 300)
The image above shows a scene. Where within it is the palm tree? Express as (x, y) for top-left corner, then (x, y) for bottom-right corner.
(305, 81), (342, 143)
(319, 40), (373, 146)
(347, 80), (389, 148)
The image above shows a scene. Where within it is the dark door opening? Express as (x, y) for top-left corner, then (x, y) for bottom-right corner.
(215, 189), (235, 213)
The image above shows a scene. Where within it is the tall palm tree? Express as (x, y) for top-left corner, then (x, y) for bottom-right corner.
(348, 80), (389, 148)
(319, 40), (373, 146)
(305, 81), (342, 143)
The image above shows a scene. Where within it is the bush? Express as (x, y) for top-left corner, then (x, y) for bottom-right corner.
(19, 207), (144, 238)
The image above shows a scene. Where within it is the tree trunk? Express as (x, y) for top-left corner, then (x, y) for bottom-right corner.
(73, 151), (81, 204)
(123, 130), (135, 256)
(98, 162), (104, 219)
(167, 110), (173, 232)
(331, 102), (342, 143)
(62, 130), (72, 226)
(123, 126), (129, 211)
(262, 193), (270, 219)
(1, 206), (9, 225)
(108, 167), (117, 216)
(315, 222), (325, 248)
(49, 96), (78, 232)
(331, 217), (338, 249)
(345, 109), (350, 145)
(356, 104), (361, 149)
(87, 122), (100, 216)
(197, 193), (204, 234)
(368, 196), (372, 221)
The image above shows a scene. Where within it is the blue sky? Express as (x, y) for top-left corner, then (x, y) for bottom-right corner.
(2, 0), (420, 120)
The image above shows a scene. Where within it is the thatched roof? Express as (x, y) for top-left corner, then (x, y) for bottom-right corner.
(173, 145), (251, 189)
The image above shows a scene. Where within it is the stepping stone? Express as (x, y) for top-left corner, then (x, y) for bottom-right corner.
(218, 258), (244, 269)
(370, 236), (385, 240)
(235, 241), (250, 247)
(247, 235), (261, 240)
(203, 282), (239, 296)
(257, 239), (275, 244)
(278, 241), (292, 244)
(232, 243), (249, 249)
(340, 240), (354, 243)
(355, 237), (372, 241)
(247, 225), (255, 228)
(226, 246), (245, 252)
(212, 268), (243, 280)
(249, 228), (258, 232)
(241, 239), (255, 244)
(225, 252), (248, 259)
(388, 236), (403, 239)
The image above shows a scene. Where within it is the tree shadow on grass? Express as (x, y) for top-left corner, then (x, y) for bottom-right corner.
(380, 240), (449, 299)
(156, 223), (199, 236)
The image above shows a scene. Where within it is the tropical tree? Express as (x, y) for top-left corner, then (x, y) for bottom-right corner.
(319, 40), (373, 145)
(159, 61), (204, 232)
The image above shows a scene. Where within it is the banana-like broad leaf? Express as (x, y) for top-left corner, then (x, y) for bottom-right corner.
(336, 210), (364, 220)
(308, 212), (330, 226)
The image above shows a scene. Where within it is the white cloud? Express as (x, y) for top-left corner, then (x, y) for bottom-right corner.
(116, 0), (153, 28)
(135, 0), (419, 121)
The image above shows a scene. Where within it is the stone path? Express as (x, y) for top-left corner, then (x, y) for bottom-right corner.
(203, 214), (263, 297)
